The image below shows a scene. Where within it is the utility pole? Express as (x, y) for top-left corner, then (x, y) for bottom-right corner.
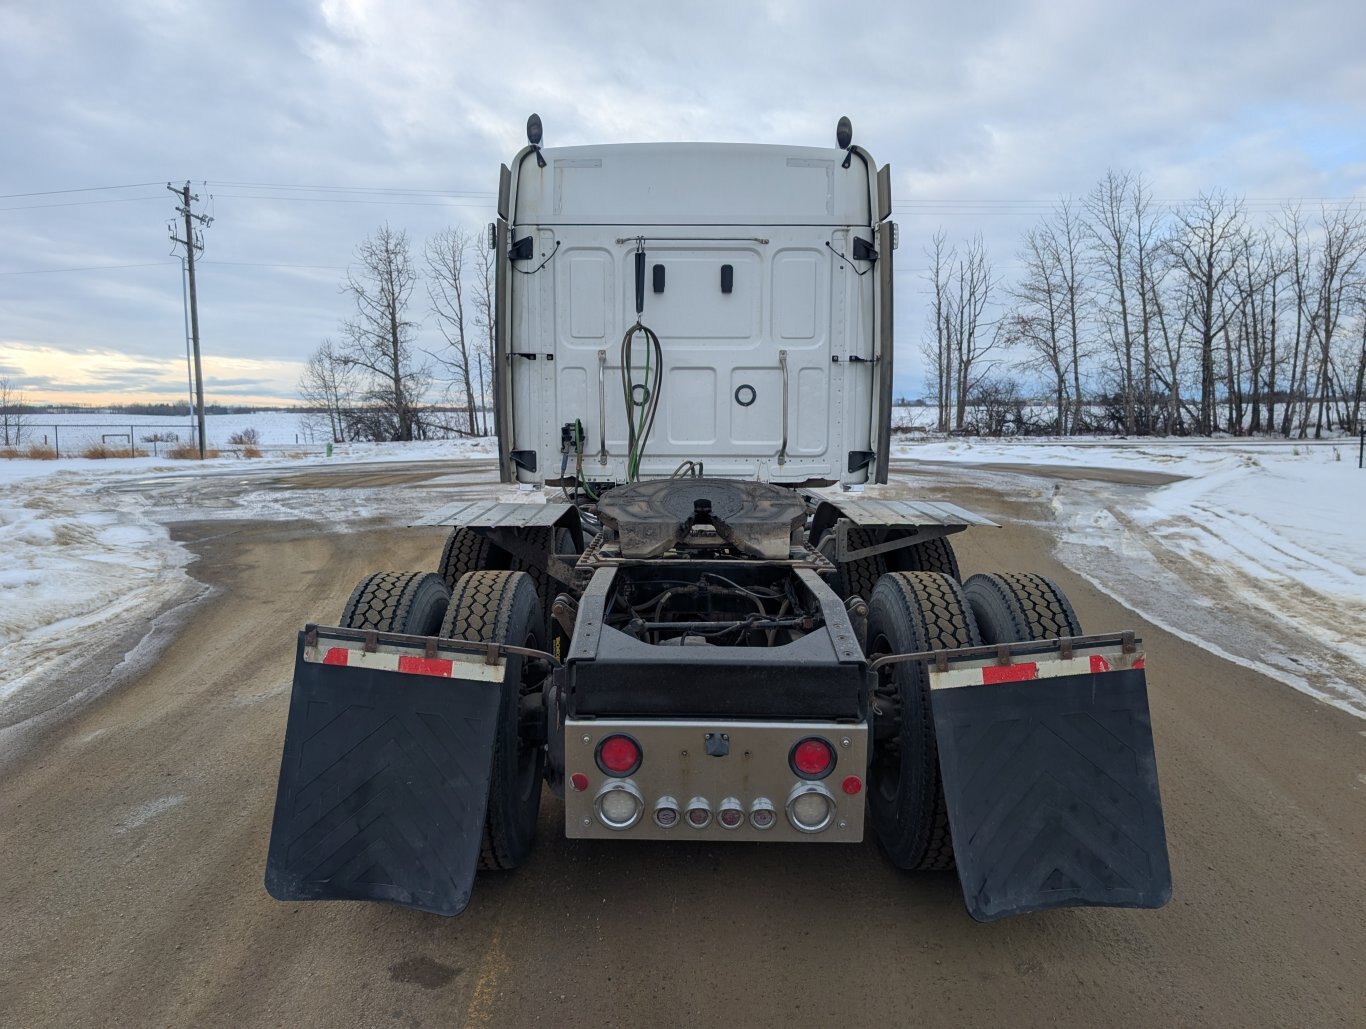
(168, 182), (212, 458)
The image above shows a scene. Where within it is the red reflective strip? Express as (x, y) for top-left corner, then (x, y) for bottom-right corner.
(1089, 655), (1112, 673)
(1132, 656), (1145, 670)
(981, 662), (1038, 684)
(322, 647), (350, 666)
(397, 655), (454, 677)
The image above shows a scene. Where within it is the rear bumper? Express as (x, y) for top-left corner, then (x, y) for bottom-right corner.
(564, 717), (868, 842)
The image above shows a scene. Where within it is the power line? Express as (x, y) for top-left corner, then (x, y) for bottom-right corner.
(199, 260), (349, 269)
(206, 179), (494, 198)
(0, 182), (163, 200)
(210, 192), (494, 208)
(0, 261), (175, 275)
(0, 195), (167, 212)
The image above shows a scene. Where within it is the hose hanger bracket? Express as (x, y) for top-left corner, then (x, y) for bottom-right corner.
(633, 237), (646, 320)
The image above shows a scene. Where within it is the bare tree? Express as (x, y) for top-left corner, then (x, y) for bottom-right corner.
(1307, 204), (1366, 437)
(426, 226), (479, 435)
(921, 230), (954, 431)
(1045, 199), (1092, 432)
(1087, 171), (1139, 433)
(1169, 191), (1244, 434)
(1129, 174), (1164, 433)
(0, 378), (28, 446)
(1225, 226), (1286, 434)
(1009, 225), (1071, 432)
(942, 234), (999, 430)
(1343, 300), (1366, 434)
(298, 340), (356, 442)
(471, 235), (497, 436)
(336, 224), (426, 441)
(1277, 206), (1315, 437)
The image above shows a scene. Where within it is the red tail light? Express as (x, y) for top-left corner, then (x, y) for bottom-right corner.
(790, 737), (835, 780)
(596, 734), (642, 776)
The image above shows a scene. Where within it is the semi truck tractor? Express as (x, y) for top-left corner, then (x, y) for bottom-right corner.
(265, 116), (1171, 922)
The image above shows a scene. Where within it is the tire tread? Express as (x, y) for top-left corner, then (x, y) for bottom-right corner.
(868, 571), (981, 871)
(441, 570), (543, 871)
(340, 570), (447, 634)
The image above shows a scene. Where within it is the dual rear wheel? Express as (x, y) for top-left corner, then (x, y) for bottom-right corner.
(865, 569), (1083, 870)
(337, 542), (1084, 878)
(338, 564), (547, 871)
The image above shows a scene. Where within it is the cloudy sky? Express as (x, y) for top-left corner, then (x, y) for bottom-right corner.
(2, 0), (1364, 406)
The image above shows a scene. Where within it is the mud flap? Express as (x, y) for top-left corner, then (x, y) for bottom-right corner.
(931, 666), (1171, 922)
(264, 635), (502, 916)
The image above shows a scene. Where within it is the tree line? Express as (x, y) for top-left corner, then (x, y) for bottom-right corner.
(299, 224), (495, 443)
(922, 172), (1366, 438)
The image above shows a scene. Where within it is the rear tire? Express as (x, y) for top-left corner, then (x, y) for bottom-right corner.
(437, 528), (510, 589)
(822, 527), (886, 601)
(962, 572), (1082, 643)
(442, 571), (546, 871)
(885, 533), (961, 581)
(506, 526), (577, 650)
(507, 526), (575, 612)
(866, 571), (982, 871)
(339, 570), (449, 635)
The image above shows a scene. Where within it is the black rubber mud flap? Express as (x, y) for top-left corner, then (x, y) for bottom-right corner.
(931, 668), (1171, 922)
(264, 638), (501, 916)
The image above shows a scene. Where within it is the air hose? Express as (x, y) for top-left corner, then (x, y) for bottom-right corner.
(620, 321), (662, 481)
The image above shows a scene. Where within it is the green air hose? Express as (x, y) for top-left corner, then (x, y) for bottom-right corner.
(620, 321), (663, 481)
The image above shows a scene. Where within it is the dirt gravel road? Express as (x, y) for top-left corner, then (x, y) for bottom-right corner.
(2, 460), (1363, 1028)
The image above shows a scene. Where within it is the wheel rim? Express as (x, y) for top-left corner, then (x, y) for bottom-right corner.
(869, 630), (903, 808)
(514, 629), (541, 804)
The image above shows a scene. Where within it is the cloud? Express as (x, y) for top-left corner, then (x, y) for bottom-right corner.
(0, 341), (302, 405)
(2, 0), (1364, 402)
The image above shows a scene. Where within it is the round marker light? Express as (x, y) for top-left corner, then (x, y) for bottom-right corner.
(790, 737), (836, 780)
(717, 798), (744, 830)
(594, 780), (643, 830)
(654, 796), (680, 829)
(786, 782), (836, 833)
(569, 773), (589, 793)
(685, 797), (712, 829)
(596, 734), (642, 777)
(749, 798), (777, 830)
(842, 775), (863, 796)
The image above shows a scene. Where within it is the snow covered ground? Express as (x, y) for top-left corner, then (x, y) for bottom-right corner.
(0, 438), (497, 707)
(894, 436), (1366, 717)
(2, 434), (1363, 720)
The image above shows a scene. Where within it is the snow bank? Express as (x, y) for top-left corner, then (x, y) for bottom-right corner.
(0, 440), (499, 706)
(0, 461), (197, 704)
(897, 436), (1366, 717)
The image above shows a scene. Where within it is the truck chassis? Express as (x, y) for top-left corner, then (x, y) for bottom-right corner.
(266, 477), (1171, 922)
